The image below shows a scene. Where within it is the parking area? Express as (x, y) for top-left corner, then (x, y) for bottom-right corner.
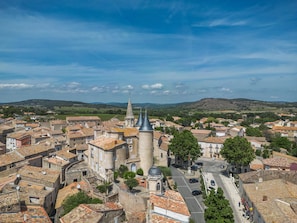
(170, 166), (205, 223)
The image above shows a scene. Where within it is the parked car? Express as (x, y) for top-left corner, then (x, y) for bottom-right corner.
(195, 162), (203, 166)
(191, 165), (199, 171)
(210, 180), (215, 186)
(192, 190), (202, 196)
(189, 178), (199, 183)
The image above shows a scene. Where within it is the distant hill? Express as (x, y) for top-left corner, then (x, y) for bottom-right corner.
(0, 99), (117, 110)
(176, 98), (297, 112)
(1, 98), (297, 112)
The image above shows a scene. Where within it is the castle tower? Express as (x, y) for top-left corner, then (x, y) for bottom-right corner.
(125, 98), (134, 127)
(138, 110), (154, 176)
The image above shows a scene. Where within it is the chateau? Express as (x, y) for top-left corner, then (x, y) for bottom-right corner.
(88, 98), (155, 181)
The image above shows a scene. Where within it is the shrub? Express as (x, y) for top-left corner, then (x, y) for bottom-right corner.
(118, 165), (128, 178)
(136, 168), (143, 176)
(123, 171), (136, 179)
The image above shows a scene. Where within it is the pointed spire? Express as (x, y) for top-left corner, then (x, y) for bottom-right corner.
(125, 98), (134, 119)
(135, 108), (143, 127)
(139, 109), (153, 131)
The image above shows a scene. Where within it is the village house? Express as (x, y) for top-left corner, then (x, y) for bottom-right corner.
(0, 204), (52, 223)
(65, 125), (94, 148)
(245, 136), (270, 150)
(261, 151), (297, 171)
(228, 126), (245, 137)
(6, 131), (31, 152)
(0, 151), (26, 175)
(153, 131), (170, 167)
(271, 126), (297, 140)
(59, 202), (125, 223)
(49, 119), (67, 131)
(16, 165), (60, 214)
(198, 136), (229, 158)
(43, 148), (78, 184)
(238, 170), (297, 223)
(66, 116), (101, 127)
(149, 190), (191, 223)
(89, 136), (127, 182)
(0, 124), (14, 144)
(191, 129), (211, 142)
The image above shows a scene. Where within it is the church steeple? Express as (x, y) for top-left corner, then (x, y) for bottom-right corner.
(125, 98), (134, 127)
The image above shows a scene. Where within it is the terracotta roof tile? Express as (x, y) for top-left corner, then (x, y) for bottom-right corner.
(89, 136), (126, 151)
(151, 213), (182, 223)
(150, 190), (190, 217)
(111, 127), (139, 137)
(18, 165), (60, 184)
(263, 157), (291, 168)
(0, 151), (25, 167)
(0, 206), (51, 223)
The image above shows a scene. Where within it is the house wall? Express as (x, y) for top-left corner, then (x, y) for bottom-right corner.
(153, 206), (189, 223)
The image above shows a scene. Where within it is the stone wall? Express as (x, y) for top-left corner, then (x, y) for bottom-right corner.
(118, 186), (148, 213)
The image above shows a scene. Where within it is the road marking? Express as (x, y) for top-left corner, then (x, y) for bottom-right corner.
(181, 176), (204, 212)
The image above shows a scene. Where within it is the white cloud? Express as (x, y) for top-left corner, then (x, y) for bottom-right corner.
(0, 83), (34, 89)
(67, 82), (80, 88)
(151, 83), (163, 89)
(142, 83), (163, 90)
(123, 85), (134, 90)
(192, 18), (248, 28)
(220, 87), (232, 92)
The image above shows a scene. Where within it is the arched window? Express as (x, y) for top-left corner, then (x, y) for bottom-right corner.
(131, 163), (137, 172)
(156, 182), (161, 191)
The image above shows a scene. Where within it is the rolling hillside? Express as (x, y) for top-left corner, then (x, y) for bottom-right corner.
(1, 98), (297, 112)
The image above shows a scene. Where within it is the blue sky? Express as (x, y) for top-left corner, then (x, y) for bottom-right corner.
(0, 0), (296, 103)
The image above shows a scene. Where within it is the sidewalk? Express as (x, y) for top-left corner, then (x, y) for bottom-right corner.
(219, 174), (249, 223)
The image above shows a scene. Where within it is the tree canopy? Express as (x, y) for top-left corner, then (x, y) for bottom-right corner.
(169, 130), (201, 163)
(62, 191), (102, 216)
(124, 178), (139, 191)
(220, 136), (255, 166)
(204, 188), (234, 223)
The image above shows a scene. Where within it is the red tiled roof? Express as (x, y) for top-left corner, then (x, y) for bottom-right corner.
(150, 190), (190, 217)
(262, 157), (291, 168)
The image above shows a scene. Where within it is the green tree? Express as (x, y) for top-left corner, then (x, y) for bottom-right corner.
(245, 127), (263, 137)
(262, 148), (271, 158)
(124, 178), (139, 191)
(220, 136), (255, 172)
(123, 171), (136, 179)
(270, 135), (292, 151)
(204, 188), (234, 223)
(169, 130), (201, 167)
(96, 181), (111, 194)
(118, 165), (128, 178)
(62, 191), (102, 216)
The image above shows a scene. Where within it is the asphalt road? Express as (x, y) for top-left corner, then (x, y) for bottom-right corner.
(170, 158), (243, 223)
(199, 158), (243, 223)
(170, 165), (205, 223)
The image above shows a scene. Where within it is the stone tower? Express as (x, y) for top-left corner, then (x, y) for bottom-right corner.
(147, 166), (163, 195)
(138, 110), (154, 176)
(125, 98), (134, 127)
